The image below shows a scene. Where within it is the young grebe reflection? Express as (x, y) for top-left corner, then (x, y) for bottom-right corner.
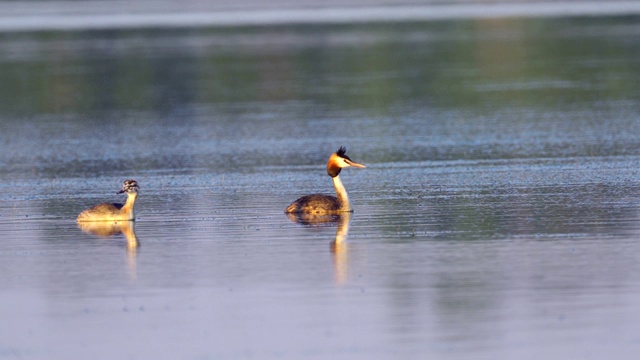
(77, 179), (139, 222)
(285, 147), (365, 215)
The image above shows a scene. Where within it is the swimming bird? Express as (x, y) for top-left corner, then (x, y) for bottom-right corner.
(285, 147), (365, 215)
(77, 179), (139, 222)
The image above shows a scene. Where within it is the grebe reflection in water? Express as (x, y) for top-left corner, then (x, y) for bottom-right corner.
(77, 220), (140, 251)
(286, 212), (352, 286)
(77, 221), (140, 278)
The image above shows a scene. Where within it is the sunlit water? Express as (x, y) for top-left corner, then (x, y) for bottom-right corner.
(2, 9), (640, 360)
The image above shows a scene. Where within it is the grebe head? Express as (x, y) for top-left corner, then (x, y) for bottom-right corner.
(327, 147), (366, 177)
(117, 179), (139, 194)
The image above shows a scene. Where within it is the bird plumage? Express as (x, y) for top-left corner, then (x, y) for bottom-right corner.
(285, 147), (365, 215)
(77, 179), (139, 222)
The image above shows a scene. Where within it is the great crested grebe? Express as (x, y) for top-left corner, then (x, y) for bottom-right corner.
(285, 147), (365, 215)
(77, 179), (139, 222)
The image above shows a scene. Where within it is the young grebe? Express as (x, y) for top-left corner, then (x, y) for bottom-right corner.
(77, 179), (139, 222)
(285, 147), (365, 215)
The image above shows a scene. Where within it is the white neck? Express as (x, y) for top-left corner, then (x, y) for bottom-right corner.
(122, 192), (138, 219)
(332, 175), (351, 212)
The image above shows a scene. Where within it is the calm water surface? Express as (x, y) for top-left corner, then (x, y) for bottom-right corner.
(2, 10), (640, 360)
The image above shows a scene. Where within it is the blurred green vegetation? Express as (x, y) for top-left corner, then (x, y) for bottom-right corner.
(1, 16), (639, 120)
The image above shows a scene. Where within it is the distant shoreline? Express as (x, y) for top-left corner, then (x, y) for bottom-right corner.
(1, 1), (640, 32)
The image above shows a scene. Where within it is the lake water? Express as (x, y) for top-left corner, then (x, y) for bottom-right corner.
(2, 5), (640, 360)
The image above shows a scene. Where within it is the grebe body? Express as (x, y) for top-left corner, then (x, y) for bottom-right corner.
(285, 147), (365, 215)
(77, 180), (139, 222)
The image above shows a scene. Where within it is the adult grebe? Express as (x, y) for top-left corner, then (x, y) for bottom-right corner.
(285, 147), (365, 215)
(77, 179), (139, 222)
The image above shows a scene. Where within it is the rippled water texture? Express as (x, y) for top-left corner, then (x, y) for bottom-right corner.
(2, 8), (640, 360)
